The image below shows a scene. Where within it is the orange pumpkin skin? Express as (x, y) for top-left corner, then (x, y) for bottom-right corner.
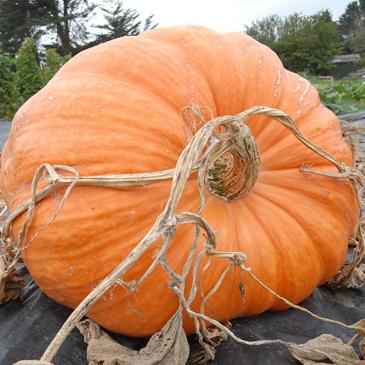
(0, 26), (357, 337)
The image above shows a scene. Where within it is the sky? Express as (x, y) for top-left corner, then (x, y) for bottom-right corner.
(114, 0), (351, 32)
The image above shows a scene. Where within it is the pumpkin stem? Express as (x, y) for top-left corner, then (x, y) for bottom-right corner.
(204, 121), (260, 201)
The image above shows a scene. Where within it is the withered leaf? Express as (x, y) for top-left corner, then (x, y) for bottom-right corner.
(288, 334), (365, 365)
(77, 310), (189, 365)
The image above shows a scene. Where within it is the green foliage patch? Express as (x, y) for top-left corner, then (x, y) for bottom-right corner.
(309, 76), (365, 114)
(246, 11), (342, 75)
(0, 38), (69, 120)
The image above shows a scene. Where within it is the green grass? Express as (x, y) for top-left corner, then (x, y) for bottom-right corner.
(307, 76), (365, 115)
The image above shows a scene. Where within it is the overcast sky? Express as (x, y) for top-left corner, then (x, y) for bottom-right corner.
(115, 0), (350, 32)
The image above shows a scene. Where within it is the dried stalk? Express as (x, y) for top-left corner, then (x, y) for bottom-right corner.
(2, 106), (364, 364)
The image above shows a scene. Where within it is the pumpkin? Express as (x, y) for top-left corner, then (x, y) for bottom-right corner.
(0, 26), (357, 337)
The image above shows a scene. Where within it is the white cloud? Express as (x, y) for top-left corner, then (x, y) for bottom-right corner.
(115, 0), (350, 32)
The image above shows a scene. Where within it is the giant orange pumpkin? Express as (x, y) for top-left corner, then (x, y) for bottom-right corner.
(0, 26), (358, 337)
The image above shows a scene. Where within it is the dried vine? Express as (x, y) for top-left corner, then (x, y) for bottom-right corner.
(1, 105), (364, 364)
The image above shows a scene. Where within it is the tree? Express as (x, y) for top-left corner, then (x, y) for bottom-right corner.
(0, 0), (96, 55)
(0, 1), (33, 54)
(35, 0), (97, 55)
(339, 1), (362, 36)
(0, 0), (54, 54)
(95, 0), (157, 43)
(245, 15), (283, 49)
(0, 42), (69, 119)
(0, 1), (158, 55)
(339, 0), (365, 53)
(43, 48), (70, 82)
(350, 23), (365, 53)
(0, 44), (17, 119)
(245, 10), (342, 74)
(15, 38), (44, 104)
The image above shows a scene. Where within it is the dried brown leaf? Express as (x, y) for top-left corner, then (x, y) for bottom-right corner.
(204, 326), (228, 348)
(187, 327), (228, 365)
(288, 334), (365, 365)
(0, 256), (25, 305)
(77, 310), (189, 365)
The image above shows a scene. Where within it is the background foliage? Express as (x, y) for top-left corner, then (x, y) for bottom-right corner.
(0, 0), (157, 119)
(309, 76), (365, 114)
(0, 0), (364, 120)
(246, 11), (342, 74)
(0, 0), (157, 56)
(0, 39), (70, 120)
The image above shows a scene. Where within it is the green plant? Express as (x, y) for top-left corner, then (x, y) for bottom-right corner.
(15, 37), (45, 104)
(309, 76), (365, 114)
(0, 44), (17, 119)
(245, 11), (342, 75)
(43, 48), (69, 82)
(0, 40), (70, 119)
